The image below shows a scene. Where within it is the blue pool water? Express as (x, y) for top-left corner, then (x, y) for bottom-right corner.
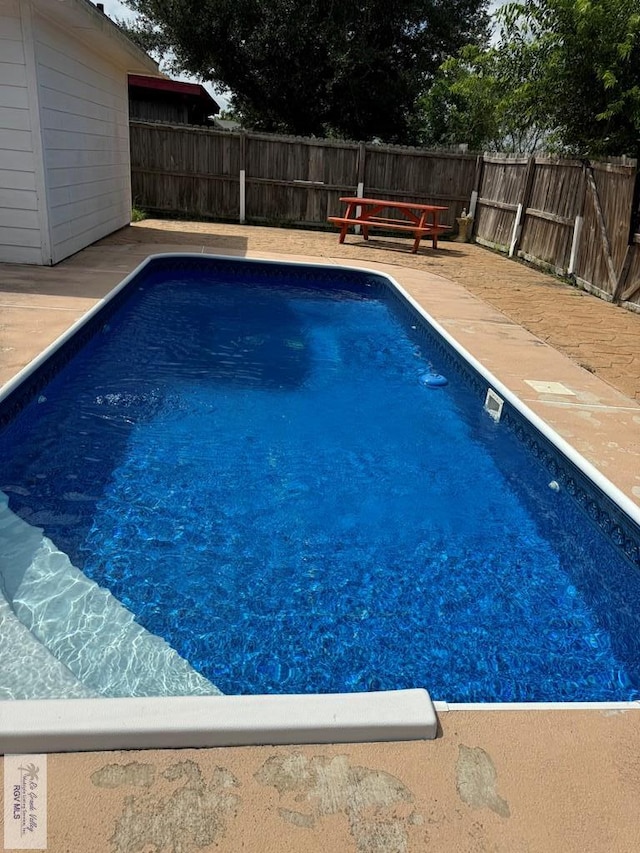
(1, 259), (640, 702)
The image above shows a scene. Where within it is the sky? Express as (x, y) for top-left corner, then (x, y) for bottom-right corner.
(101, 0), (136, 26)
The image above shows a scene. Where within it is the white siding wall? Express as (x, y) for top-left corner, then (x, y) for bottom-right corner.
(0, 1), (44, 264)
(34, 16), (131, 264)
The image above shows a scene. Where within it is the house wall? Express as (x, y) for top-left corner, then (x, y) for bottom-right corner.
(0, 0), (46, 264)
(33, 14), (132, 264)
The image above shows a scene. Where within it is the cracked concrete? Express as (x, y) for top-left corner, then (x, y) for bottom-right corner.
(255, 752), (418, 853)
(456, 745), (510, 819)
(4, 715), (640, 852)
(92, 759), (241, 853)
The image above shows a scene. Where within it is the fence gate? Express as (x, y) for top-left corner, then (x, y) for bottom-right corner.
(573, 161), (636, 302)
(473, 154), (638, 308)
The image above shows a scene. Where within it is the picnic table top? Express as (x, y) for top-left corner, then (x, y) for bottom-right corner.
(338, 196), (448, 211)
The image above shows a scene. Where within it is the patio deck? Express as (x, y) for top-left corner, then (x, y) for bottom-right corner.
(1, 221), (640, 852)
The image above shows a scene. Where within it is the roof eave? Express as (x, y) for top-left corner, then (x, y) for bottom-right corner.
(33, 0), (161, 75)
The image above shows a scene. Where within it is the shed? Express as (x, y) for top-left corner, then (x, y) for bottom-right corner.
(129, 75), (220, 126)
(0, 0), (159, 265)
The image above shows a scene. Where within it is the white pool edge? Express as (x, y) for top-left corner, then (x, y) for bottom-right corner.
(435, 701), (640, 712)
(2, 251), (640, 752)
(0, 690), (437, 754)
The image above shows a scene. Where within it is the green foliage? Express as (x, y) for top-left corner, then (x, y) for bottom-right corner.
(417, 8), (557, 152)
(218, 106), (241, 122)
(131, 206), (147, 222)
(418, 44), (547, 152)
(419, 0), (640, 157)
(420, 38), (544, 153)
(502, 0), (640, 156)
(120, 0), (489, 143)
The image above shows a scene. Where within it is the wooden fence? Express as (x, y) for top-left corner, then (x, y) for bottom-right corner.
(617, 182), (640, 310)
(129, 120), (640, 312)
(474, 154), (640, 311)
(130, 121), (477, 230)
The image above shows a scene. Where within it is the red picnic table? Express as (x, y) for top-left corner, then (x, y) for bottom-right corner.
(328, 196), (450, 254)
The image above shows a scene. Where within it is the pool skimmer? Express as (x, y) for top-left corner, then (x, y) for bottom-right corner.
(484, 388), (504, 422)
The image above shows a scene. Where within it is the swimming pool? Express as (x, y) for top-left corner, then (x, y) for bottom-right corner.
(1, 254), (640, 711)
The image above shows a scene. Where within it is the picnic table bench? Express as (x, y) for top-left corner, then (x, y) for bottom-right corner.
(328, 197), (450, 254)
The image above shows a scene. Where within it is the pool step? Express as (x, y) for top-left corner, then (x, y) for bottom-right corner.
(0, 591), (98, 699)
(0, 492), (222, 699)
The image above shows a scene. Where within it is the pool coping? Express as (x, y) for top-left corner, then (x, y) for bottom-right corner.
(0, 690), (438, 754)
(2, 250), (640, 754)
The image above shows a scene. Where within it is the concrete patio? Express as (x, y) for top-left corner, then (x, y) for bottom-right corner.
(1, 221), (640, 852)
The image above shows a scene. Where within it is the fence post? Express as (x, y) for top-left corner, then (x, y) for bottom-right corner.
(468, 154), (484, 230)
(568, 167), (587, 276)
(509, 155), (536, 257)
(357, 141), (366, 197)
(239, 132), (246, 224)
(354, 141), (366, 232)
(568, 217), (583, 276)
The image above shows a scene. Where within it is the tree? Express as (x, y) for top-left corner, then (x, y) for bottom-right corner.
(505, 0), (640, 157)
(419, 0), (640, 157)
(417, 43), (549, 152)
(120, 0), (490, 143)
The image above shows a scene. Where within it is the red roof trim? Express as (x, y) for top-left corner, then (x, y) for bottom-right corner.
(128, 75), (220, 112)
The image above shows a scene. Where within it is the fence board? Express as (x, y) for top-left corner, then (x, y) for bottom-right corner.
(518, 161), (583, 271)
(130, 122), (477, 228)
(363, 146), (475, 225)
(621, 243), (640, 309)
(474, 158), (528, 249)
(130, 122), (241, 219)
(594, 163), (636, 272)
(244, 134), (359, 223)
